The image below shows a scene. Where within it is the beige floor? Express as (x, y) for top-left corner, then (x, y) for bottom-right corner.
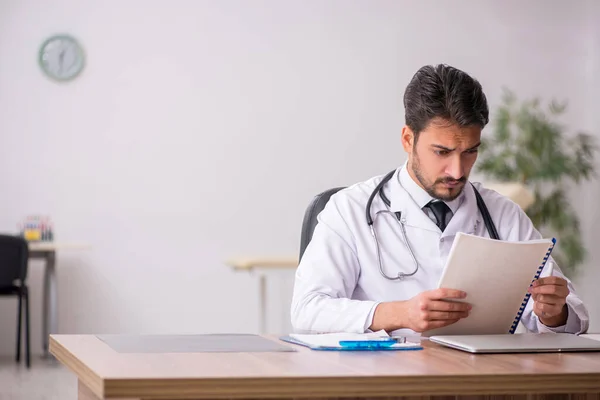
(0, 355), (76, 400)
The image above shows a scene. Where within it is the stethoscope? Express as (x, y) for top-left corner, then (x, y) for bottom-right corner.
(365, 169), (500, 281)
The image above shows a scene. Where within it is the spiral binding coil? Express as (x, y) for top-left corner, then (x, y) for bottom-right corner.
(508, 237), (557, 334)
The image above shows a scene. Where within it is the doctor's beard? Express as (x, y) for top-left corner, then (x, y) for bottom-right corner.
(410, 151), (466, 202)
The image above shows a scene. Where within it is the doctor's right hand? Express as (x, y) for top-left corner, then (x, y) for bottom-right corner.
(371, 288), (471, 333)
(404, 288), (471, 332)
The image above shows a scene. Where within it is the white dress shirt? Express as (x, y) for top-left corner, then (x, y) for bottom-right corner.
(399, 165), (462, 227)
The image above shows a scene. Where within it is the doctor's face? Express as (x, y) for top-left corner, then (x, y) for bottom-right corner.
(402, 118), (482, 201)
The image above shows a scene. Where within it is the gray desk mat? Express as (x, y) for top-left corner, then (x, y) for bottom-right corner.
(96, 333), (296, 353)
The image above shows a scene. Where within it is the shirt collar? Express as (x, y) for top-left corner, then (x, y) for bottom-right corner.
(397, 162), (464, 215)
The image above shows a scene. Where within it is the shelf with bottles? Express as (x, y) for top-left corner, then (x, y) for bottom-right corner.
(18, 215), (54, 242)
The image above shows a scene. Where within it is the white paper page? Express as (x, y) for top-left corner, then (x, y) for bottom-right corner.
(423, 232), (554, 336)
(289, 330), (390, 348)
(289, 330), (420, 349)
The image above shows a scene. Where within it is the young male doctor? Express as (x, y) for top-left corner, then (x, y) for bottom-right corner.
(290, 64), (589, 336)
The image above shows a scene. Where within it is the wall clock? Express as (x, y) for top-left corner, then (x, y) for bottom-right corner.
(39, 34), (85, 82)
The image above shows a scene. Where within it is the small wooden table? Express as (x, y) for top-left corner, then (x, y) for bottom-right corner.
(226, 257), (298, 333)
(50, 333), (600, 400)
(28, 241), (90, 357)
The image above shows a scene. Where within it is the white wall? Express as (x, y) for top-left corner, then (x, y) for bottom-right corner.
(0, 0), (598, 355)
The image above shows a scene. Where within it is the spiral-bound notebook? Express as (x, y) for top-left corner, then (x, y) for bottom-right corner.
(422, 232), (556, 337)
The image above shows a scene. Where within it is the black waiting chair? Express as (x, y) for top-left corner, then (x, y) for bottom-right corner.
(299, 187), (345, 261)
(0, 235), (30, 368)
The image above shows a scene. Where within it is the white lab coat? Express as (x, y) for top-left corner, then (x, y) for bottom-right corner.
(290, 165), (589, 335)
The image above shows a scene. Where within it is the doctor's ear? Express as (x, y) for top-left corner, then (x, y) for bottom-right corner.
(401, 126), (415, 153)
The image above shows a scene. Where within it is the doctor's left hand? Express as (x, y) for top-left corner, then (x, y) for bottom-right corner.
(528, 276), (569, 327)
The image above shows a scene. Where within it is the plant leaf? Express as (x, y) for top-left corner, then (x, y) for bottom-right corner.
(476, 91), (597, 276)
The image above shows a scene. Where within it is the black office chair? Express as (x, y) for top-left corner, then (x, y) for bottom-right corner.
(299, 187), (345, 261)
(0, 235), (31, 368)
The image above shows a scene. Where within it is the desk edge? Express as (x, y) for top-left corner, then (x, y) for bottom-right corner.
(49, 336), (105, 398)
(100, 372), (600, 399)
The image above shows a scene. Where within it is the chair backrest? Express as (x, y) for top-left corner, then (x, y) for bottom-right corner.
(299, 187), (345, 261)
(0, 235), (29, 287)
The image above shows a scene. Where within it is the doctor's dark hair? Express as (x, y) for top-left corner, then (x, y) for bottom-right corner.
(403, 64), (489, 138)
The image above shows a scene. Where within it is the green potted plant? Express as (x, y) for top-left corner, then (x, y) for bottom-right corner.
(477, 89), (596, 277)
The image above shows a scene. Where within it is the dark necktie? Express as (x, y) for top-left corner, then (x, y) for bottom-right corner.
(425, 201), (451, 231)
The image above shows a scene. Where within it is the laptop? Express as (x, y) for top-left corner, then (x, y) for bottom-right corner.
(429, 333), (600, 354)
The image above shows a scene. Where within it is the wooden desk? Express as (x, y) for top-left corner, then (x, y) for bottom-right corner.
(50, 334), (600, 400)
(28, 241), (90, 357)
